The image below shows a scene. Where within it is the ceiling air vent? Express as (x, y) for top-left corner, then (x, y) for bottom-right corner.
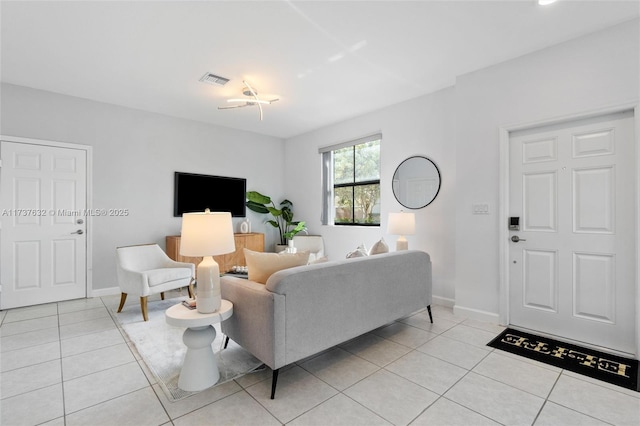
(199, 73), (230, 86)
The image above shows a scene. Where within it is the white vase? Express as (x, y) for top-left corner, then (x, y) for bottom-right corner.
(286, 239), (297, 253)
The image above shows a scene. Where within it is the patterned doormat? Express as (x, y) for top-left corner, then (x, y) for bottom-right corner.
(487, 328), (639, 392)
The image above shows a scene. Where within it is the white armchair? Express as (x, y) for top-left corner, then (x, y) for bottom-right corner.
(116, 244), (194, 321)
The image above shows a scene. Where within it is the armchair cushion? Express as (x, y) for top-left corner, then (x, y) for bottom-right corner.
(146, 267), (192, 287)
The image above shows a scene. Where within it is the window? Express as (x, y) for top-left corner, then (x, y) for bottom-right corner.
(320, 134), (381, 226)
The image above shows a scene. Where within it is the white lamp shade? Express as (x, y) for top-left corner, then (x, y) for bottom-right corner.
(180, 211), (236, 256)
(387, 212), (416, 236)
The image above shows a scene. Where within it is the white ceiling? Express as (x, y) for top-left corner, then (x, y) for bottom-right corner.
(2, 1), (638, 139)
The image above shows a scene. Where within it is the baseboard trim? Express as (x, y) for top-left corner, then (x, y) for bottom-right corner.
(453, 304), (500, 324)
(90, 286), (120, 298)
(432, 295), (455, 308)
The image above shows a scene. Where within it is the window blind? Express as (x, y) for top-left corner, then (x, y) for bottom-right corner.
(318, 133), (382, 154)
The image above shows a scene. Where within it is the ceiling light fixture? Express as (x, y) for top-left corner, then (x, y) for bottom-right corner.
(538, 0), (557, 5)
(226, 98), (275, 105)
(218, 80), (279, 121)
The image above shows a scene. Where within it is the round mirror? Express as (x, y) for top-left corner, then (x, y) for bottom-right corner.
(392, 156), (441, 209)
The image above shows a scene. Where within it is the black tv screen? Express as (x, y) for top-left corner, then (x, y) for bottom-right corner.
(174, 172), (246, 217)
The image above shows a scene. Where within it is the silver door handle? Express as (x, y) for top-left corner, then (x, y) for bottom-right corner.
(511, 235), (526, 242)
(71, 229), (84, 235)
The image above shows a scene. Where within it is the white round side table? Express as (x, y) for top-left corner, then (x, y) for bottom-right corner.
(165, 299), (233, 391)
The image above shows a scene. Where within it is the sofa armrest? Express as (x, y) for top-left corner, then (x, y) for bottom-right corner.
(220, 276), (285, 369)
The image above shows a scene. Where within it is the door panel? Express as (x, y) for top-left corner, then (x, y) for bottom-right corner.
(572, 129), (614, 157)
(523, 249), (558, 312)
(572, 252), (615, 323)
(15, 241), (41, 289)
(523, 171), (557, 231)
(53, 239), (77, 285)
(573, 166), (614, 233)
(509, 111), (635, 354)
(523, 137), (557, 163)
(1, 141), (87, 309)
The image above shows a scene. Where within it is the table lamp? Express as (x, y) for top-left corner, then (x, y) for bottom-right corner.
(387, 211), (415, 251)
(180, 209), (235, 313)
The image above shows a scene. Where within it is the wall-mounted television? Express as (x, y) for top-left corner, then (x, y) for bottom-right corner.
(174, 172), (246, 217)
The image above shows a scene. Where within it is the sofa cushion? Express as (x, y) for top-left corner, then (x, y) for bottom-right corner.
(146, 267), (192, 287)
(244, 249), (310, 284)
(369, 238), (389, 255)
(346, 243), (368, 258)
(310, 256), (329, 264)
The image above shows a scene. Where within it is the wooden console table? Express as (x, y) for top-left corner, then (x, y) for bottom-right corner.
(166, 233), (264, 274)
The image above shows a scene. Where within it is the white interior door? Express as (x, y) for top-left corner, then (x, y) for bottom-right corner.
(1, 141), (87, 309)
(509, 110), (635, 355)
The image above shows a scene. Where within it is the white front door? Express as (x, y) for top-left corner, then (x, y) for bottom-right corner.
(509, 111), (636, 355)
(1, 141), (87, 309)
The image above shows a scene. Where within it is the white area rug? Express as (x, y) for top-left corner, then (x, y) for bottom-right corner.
(114, 297), (263, 402)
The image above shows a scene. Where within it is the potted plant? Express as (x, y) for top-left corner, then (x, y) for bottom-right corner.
(246, 191), (306, 249)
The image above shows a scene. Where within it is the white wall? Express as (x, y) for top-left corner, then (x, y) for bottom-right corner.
(1, 83), (285, 292)
(284, 19), (639, 313)
(284, 88), (457, 302)
(453, 19), (639, 318)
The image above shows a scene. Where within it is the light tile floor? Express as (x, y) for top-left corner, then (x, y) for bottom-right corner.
(1, 295), (639, 426)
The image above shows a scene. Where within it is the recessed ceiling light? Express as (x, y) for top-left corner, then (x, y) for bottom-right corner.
(199, 73), (230, 86)
(538, 0), (557, 5)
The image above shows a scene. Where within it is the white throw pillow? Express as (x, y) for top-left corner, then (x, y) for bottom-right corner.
(346, 243), (368, 259)
(369, 238), (389, 255)
(244, 249), (310, 284)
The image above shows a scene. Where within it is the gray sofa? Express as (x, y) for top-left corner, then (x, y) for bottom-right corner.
(220, 250), (432, 398)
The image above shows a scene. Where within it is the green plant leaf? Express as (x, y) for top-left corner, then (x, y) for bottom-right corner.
(280, 199), (293, 208)
(246, 191), (271, 205)
(267, 220), (279, 228)
(283, 221), (307, 240)
(267, 207), (282, 216)
(246, 200), (269, 214)
(282, 207), (293, 223)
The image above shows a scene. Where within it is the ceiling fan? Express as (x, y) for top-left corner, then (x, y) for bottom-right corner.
(218, 80), (279, 121)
